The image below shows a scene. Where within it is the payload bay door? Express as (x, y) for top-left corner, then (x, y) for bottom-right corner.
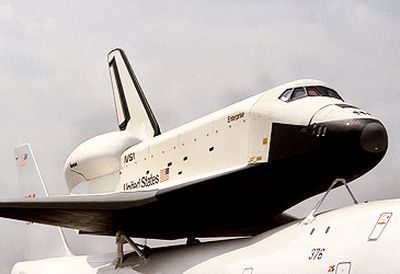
(336, 262), (351, 274)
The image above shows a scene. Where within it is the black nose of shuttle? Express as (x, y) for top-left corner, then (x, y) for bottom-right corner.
(360, 121), (388, 153)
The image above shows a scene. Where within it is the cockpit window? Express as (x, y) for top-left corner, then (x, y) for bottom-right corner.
(279, 89), (293, 102)
(326, 88), (342, 100)
(315, 86), (342, 100)
(279, 85), (343, 102)
(306, 86), (319, 96)
(291, 87), (307, 100)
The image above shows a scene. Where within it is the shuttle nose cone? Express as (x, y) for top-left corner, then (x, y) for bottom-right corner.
(360, 121), (388, 153)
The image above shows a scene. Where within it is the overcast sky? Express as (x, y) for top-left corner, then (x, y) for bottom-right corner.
(0, 1), (399, 272)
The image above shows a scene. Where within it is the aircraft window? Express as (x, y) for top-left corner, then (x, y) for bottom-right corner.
(279, 89), (293, 102)
(279, 86), (343, 102)
(316, 86), (343, 100)
(291, 87), (307, 100)
(306, 86), (320, 96)
(327, 89), (342, 100)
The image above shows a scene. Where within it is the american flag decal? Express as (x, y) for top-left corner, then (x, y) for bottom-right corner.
(24, 193), (36, 199)
(19, 153), (29, 168)
(160, 168), (170, 183)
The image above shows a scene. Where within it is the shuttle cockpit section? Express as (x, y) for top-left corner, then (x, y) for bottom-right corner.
(279, 86), (343, 102)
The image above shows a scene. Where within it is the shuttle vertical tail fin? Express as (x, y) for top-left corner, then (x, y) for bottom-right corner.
(14, 144), (72, 258)
(107, 48), (161, 140)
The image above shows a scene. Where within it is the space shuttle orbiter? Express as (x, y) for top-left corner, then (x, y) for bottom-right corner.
(0, 49), (388, 243)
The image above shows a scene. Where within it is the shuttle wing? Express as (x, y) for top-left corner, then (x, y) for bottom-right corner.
(0, 191), (158, 234)
(0, 164), (299, 239)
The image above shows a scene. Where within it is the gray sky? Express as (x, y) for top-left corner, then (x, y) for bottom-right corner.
(0, 1), (400, 272)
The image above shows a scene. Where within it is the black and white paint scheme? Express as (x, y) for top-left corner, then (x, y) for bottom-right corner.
(0, 1), (400, 273)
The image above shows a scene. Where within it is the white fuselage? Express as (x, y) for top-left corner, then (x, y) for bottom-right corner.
(13, 198), (400, 274)
(65, 79), (374, 194)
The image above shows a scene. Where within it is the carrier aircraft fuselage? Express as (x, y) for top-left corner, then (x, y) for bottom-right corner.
(12, 199), (400, 274)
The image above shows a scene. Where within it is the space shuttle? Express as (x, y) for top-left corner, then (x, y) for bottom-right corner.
(0, 49), (389, 268)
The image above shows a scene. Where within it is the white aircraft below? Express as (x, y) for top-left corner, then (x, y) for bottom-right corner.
(0, 49), (391, 273)
(12, 198), (400, 274)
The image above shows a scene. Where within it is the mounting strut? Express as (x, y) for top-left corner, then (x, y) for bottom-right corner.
(115, 231), (150, 267)
(302, 178), (358, 225)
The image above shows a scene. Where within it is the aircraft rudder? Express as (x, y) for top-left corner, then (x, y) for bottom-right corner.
(14, 143), (48, 198)
(14, 144), (72, 258)
(107, 48), (161, 140)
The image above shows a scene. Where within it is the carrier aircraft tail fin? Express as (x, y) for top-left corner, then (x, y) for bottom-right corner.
(14, 144), (72, 259)
(108, 48), (161, 140)
(15, 144), (49, 198)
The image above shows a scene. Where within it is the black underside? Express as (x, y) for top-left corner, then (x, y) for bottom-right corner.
(0, 118), (387, 239)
